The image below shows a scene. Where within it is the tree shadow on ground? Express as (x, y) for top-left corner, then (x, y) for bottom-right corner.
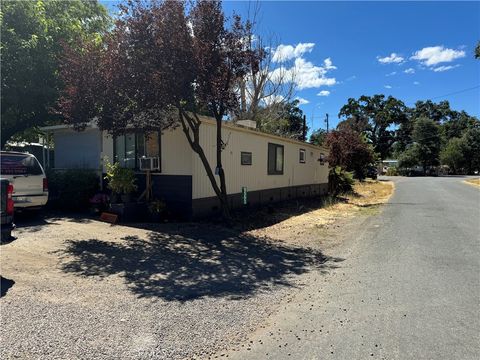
(57, 224), (344, 302)
(0, 276), (15, 298)
(14, 211), (92, 233)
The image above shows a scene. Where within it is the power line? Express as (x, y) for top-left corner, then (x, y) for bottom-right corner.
(406, 85), (480, 106)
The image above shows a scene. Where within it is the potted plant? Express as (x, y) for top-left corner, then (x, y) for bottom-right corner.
(104, 161), (137, 203)
(148, 198), (166, 222)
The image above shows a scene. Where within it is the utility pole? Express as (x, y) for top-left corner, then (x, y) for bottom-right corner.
(325, 113), (329, 133)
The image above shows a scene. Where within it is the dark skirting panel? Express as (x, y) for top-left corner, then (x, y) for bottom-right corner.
(192, 183), (328, 218)
(135, 173), (193, 219)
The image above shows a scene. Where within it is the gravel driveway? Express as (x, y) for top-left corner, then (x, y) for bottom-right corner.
(0, 214), (337, 359)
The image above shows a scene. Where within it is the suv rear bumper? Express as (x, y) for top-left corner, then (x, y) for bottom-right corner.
(13, 194), (48, 208)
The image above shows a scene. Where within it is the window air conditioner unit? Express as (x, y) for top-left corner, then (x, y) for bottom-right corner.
(139, 157), (160, 171)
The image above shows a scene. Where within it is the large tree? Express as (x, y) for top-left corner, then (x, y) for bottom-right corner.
(412, 117), (441, 174)
(257, 99), (307, 140)
(325, 128), (375, 180)
(0, 0), (110, 147)
(338, 94), (407, 160)
(57, 0), (261, 218)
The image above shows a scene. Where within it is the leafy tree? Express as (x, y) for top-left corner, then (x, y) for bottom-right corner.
(309, 128), (327, 146)
(57, 0), (261, 218)
(258, 100), (307, 140)
(409, 100), (452, 124)
(440, 138), (465, 174)
(0, 0), (110, 147)
(412, 117), (441, 173)
(398, 145), (419, 169)
(325, 128), (375, 180)
(338, 95), (408, 160)
(460, 127), (480, 174)
(476, 41), (480, 59)
(441, 110), (479, 141)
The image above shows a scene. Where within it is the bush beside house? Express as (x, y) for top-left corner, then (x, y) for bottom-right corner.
(47, 169), (100, 211)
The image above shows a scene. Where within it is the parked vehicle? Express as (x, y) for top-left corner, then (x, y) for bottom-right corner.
(0, 151), (48, 211)
(1, 178), (15, 240)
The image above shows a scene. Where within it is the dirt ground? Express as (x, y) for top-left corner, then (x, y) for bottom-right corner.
(464, 178), (480, 187)
(0, 180), (393, 360)
(239, 180), (394, 248)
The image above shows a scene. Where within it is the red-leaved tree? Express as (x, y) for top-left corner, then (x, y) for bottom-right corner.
(57, 0), (262, 218)
(326, 127), (375, 180)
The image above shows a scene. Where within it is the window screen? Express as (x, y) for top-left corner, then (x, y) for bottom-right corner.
(241, 152), (252, 165)
(268, 143), (284, 175)
(299, 149), (306, 163)
(114, 132), (161, 170)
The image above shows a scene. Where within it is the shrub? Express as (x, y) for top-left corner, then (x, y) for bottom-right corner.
(386, 167), (399, 176)
(104, 161), (137, 195)
(328, 166), (354, 196)
(47, 169), (100, 211)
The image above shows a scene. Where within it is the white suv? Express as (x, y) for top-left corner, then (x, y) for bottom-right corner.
(0, 151), (48, 210)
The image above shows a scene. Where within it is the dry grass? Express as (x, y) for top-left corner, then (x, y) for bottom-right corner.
(346, 179), (395, 206)
(244, 180), (395, 245)
(464, 178), (480, 188)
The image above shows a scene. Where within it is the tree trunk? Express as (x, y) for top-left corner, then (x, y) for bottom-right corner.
(216, 118), (230, 219)
(178, 110), (231, 220)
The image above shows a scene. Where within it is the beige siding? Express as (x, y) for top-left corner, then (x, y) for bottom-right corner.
(161, 127), (192, 175)
(191, 121), (329, 199)
(101, 132), (114, 173)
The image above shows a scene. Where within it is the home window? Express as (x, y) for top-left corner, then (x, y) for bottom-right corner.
(241, 152), (252, 165)
(268, 143), (284, 175)
(114, 131), (161, 170)
(299, 149), (306, 163)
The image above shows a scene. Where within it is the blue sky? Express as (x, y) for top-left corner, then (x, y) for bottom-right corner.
(102, 1), (480, 132)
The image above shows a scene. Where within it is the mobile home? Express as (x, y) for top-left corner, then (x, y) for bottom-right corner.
(42, 117), (329, 218)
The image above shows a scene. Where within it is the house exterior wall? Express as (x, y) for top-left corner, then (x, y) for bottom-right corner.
(54, 128), (102, 170)
(160, 127), (192, 175)
(191, 120), (329, 201)
(47, 120), (329, 219)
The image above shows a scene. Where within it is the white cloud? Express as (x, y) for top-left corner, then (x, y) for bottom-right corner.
(323, 57), (336, 70)
(386, 71), (397, 77)
(295, 97), (310, 105)
(317, 90), (330, 97)
(404, 68), (415, 74)
(411, 46), (465, 66)
(384, 85), (392, 89)
(432, 64), (460, 72)
(272, 43), (315, 62)
(377, 53), (404, 64)
(413, 81), (420, 85)
(270, 57), (337, 90)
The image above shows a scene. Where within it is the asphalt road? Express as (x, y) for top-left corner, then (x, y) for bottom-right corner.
(228, 177), (480, 360)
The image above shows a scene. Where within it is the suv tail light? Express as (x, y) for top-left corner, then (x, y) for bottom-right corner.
(7, 183), (14, 215)
(43, 178), (48, 192)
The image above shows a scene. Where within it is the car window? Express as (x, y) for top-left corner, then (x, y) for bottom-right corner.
(1, 154), (43, 176)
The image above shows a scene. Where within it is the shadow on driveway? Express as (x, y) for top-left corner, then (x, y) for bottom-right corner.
(0, 276), (15, 298)
(57, 225), (344, 302)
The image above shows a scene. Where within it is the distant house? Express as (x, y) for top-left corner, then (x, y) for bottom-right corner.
(41, 117), (329, 218)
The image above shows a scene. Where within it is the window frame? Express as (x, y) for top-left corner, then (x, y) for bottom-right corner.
(241, 151), (252, 165)
(113, 131), (162, 172)
(267, 142), (284, 175)
(299, 148), (306, 164)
